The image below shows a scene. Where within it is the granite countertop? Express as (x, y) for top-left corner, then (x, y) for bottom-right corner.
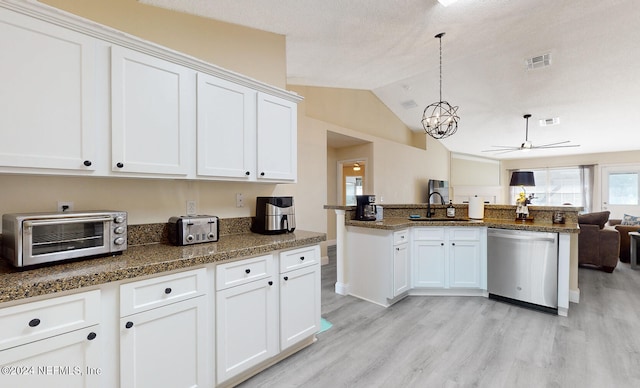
(346, 217), (580, 233)
(0, 230), (325, 304)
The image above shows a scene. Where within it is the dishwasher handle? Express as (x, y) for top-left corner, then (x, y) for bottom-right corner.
(488, 229), (556, 242)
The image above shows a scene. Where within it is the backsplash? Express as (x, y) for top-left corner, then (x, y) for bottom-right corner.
(128, 217), (254, 246)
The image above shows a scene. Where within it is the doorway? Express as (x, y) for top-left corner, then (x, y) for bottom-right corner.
(601, 164), (640, 218)
(341, 160), (366, 205)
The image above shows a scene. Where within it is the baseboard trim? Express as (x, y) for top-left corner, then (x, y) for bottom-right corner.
(569, 288), (580, 304)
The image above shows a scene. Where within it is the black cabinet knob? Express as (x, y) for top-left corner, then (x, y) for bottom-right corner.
(87, 332), (97, 341)
(440, 242), (444, 246)
(300, 256), (305, 261)
(245, 171), (250, 176)
(452, 243), (456, 246)
(83, 160), (92, 167)
(268, 281), (273, 286)
(396, 247), (400, 251)
(260, 172), (265, 176)
(164, 287), (172, 294)
(125, 321), (134, 329)
(28, 318), (41, 327)
(283, 276), (289, 281)
(116, 162), (124, 168)
(245, 269), (251, 274)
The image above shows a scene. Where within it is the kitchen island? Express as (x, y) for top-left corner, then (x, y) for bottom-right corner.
(325, 203), (581, 317)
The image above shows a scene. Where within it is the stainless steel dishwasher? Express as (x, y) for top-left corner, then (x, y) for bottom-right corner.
(487, 228), (558, 313)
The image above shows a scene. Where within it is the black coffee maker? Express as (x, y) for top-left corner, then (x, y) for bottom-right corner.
(355, 195), (377, 221)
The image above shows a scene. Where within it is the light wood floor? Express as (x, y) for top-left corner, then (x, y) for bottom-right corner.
(239, 255), (640, 388)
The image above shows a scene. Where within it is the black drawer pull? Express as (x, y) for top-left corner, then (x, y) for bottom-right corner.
(87, 332), (97, 341)
(245, 269), (251, 274)
(268, 281), (273, 286)
(83, 160), (92, 167)
(28, 318), (41, 327)
(245, 171), (250, 176)
(300, 256), (305, 261)
(164, 287), (172, 294)
(283, 276), (289, 281)
(125, 321), (134, 329)
(116, 162), (124, 168)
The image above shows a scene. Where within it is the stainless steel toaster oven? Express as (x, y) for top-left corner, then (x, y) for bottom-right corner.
(1, 211), (127, 267)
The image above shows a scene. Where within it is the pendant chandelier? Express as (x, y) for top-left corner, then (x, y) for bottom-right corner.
(422, 32), (459, 139)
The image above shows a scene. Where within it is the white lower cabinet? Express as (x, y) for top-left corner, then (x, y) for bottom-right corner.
(216, 255), (278, 385)
(346, 227), (410, 307)
(279, 245), (321, 351)
(413, 227), (485, 290)
(120, 269), (208, 388)
(0, 290), (102, 388)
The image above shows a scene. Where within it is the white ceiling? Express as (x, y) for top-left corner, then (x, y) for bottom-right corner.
(141, 0), (640, 160)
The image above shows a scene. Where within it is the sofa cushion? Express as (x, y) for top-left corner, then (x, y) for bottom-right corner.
(621, 213), (640, 226)
(578, 211), (610, 229)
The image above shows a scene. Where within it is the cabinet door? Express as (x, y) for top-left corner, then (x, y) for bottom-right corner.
(216, 278), (278, 384)
(392, 243), (410, 297)
(111, 46), (194, 176)
(0, 326), (101, 388)
(256, 92), (297, 182)
(449, 241), (481, 288)
(413, 241), (446, 288)
(0, 8), (96, 172)
(120, 297), (207, 388)
(280, 265), (320, 351)
(196, 73), (257, 179)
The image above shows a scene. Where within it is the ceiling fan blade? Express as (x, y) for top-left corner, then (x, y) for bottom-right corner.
(534, 144), (581, 149)
(481, 147), (521, 152)
(534, 140), (571, 147)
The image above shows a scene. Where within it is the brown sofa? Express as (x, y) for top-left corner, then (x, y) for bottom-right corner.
(608, 219), (639, 263)
(578, 211), (620, 273)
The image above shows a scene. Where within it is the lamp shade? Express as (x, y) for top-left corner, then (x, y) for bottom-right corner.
(509, 171), (535, 187)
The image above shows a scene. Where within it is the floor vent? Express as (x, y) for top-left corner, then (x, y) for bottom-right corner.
(539, 117), (560, 126)
(526, 53), (551, 70)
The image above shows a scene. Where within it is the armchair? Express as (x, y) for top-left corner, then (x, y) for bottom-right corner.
(578, 211), (620, 273)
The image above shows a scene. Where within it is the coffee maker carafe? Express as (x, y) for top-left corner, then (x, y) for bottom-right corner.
(355, 195), (377, 221)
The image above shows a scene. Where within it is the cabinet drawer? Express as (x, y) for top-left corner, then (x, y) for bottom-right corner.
(449, 228), (480, 241)
(280, 245), (320, 273)
(0, 290), (100, 350)
(394, 230), (409, 245)
(216, 254), (274, 290)
(413, 227), (445, 241)
(120, 268), (206, 316)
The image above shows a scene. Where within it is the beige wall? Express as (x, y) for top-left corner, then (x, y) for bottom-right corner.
(292, 85), (423, 149)
(451, 153), (501, 187)
(40, 0), (286, 88)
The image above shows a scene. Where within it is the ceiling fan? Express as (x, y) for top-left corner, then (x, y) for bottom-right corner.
(482, 114), (580, 154)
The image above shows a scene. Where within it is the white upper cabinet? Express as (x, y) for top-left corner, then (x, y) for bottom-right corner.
(0, 8), (97, 173)
(196, 73), (257, 180)
(0, 2), (300, 181)
(257, 92), (298, 182)
(110, 46), (195, 176)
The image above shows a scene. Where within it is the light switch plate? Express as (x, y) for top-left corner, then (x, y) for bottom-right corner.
(236, 193), (244, 208)
(186, 200), (197, 216)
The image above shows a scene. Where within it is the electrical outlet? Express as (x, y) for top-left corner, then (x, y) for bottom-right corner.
(236, 193), (244, 208)
(57, 201), (74, 212)
(186, 200), (197, 216)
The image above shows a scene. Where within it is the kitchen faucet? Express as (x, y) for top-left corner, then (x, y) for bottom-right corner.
(426, 191), (445, 218)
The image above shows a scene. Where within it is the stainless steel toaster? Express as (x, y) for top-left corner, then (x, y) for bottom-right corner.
(168, 215), (219, 246)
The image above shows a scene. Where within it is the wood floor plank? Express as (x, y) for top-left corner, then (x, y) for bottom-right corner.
(238, 256), (640, 388)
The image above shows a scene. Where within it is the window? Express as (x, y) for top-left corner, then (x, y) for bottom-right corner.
(608, 172), (639, 205)
(510, 166), (594, 212)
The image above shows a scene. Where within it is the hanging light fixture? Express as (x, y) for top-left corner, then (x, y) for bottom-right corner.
(422, 32), (459, 139)
(353, 163), (361, 171)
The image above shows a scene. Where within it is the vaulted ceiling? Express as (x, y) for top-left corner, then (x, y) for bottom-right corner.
(142, 0), (640, 159)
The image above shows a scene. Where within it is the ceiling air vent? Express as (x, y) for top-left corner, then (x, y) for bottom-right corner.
(401, 100), (418, 109)
(526, 53), (551, 70)
(539, 117), (560, 126)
